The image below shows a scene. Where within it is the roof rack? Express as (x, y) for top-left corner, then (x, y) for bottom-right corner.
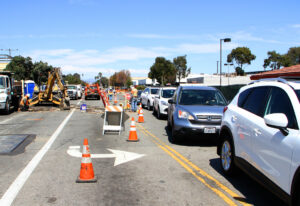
(248, 77), (300, 89)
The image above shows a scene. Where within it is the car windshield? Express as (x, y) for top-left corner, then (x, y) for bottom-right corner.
(151, 88), (158, 94)
(178, 89), (227, 106)
(90, 86), (97, 90)
(162, 89), (175, 98)
(0, 77), (5, 89)
(67, 86), (76, 89)
(294, 90), (300, 102)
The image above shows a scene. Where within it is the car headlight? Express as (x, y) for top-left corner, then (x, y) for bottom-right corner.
(178, 110), (195, 120)
(161, 101), (168, 106)
(0, 95), (6, 101)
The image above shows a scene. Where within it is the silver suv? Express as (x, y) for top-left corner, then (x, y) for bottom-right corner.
(140, 87), (160, 110)
(167, 85), (227, 143)
(217, 78), (300, 205)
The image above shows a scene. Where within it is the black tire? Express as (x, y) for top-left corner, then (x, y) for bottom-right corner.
(220, 137), (237, 175)
(75, 94), (78, 100)
(170, 120), (179, 143)
(4, 99), (10, 115)
(152, 104), (157, 115)
(147, 101), (152, 111)
(167, 118), (172, 130)
(85, 96), (88, 100)
(157, 106), (161, 119)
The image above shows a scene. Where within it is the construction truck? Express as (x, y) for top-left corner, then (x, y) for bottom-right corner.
(28, 68), (70, 110)
(84, 84), (100, 100)
(0, 71), (21, 114)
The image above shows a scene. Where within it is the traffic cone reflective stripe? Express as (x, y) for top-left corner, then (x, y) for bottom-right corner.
(127, 117), (139, 142)
(76, 138), (97, 183)
(137, 104), (142, 114)
(138, 109), (144, 123)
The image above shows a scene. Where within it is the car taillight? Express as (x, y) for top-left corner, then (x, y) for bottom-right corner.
(223, 106), (228, 113)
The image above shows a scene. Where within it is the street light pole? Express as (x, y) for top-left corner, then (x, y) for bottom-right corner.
(219, 38), (231, 87)
(224, 63), (233, 85)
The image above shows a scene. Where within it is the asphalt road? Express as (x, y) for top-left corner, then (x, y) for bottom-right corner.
(0, 94), (287, 206)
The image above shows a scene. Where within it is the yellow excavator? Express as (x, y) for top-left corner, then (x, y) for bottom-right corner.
(29, 68), (70, 110)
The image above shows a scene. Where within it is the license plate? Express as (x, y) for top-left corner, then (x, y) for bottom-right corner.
(204, 127), (216, 133)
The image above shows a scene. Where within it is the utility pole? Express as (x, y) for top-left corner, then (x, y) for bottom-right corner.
(0, 49), (19, 57)
(217, 61), (219, 74)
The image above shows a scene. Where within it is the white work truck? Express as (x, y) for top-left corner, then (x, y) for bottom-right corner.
(0, 72), (20, 114)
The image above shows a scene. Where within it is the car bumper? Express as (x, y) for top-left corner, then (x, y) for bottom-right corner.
(0, 102), (5, 109)
(159, 105), (168, 115)
(173, 119), (221, 135)
(86, 94), (100, 98)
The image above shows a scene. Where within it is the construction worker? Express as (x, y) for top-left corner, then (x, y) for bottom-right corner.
(19, 94), (30, 111)
(131, 87), (138, 112)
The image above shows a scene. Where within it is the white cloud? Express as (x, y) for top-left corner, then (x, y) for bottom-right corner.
(291, 24), (300, 28)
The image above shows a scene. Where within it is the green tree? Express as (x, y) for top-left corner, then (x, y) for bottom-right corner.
(235, 67), (245, 76)
(63, 73), (81, 84)
(227, 47), (256, 71)
(263, 51), (291, 70)
(148, 57), (176, 86)
(32, 61), (53, 85)
(5, 56), (34, 80)
(286, 47), (300, 65)
(173, 55), (191, 84)
(100, 77), (109, 87)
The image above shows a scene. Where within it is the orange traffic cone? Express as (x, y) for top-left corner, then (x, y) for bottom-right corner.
(138, 109), (144, 123)
(127, 117), (139, 142)
(137, 103), (142, 114)
(76, 139), (97, 183)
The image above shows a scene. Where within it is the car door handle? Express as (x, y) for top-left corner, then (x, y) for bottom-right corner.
(231, 116), (237, 123)
(254, 128), (262, 136)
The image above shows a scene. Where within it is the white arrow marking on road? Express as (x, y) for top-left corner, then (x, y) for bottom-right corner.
(67, 146), (145, 166)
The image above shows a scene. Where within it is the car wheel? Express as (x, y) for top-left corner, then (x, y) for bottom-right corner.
(147, 101), (152, 111)
(170, 120), (179, 143)
(167, 117), (172, 130)
(157, 106), (161, 119)
(85, 96), (87, 100)
(4, 99), (10, 115)
(220, 137), (237, 175)
(75, 94), (78, 100)
(152, 104), (156, 115)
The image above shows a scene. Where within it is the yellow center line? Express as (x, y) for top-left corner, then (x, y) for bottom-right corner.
(136, 125), (237, 206)
(137, 124), (251, 206)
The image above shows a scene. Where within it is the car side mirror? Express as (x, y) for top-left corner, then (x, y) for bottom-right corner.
(264, 113), (289, 136)
(168, 99), (174, 104)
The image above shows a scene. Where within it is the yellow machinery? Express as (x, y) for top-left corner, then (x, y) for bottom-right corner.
(29, 68), (70, 110)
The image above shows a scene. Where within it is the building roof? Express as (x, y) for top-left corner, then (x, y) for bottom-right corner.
(250, 64), (300, 80)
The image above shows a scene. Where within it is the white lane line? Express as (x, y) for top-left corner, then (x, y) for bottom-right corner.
(77, 99), (82, 105)
(0, 109), (76, 206)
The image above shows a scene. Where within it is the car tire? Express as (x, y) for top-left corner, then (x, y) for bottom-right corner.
(75, 94), (78, 100)
(147, 101), (152, 111)
(220, 137), (237, 175)
(170, 120), (180, 143)
(167, 118), (172, 130)
(157, 106), (161, 119)
(152, 105), (156, 115)
(85, 96), (87, 100)
(4, 99), (10, 115)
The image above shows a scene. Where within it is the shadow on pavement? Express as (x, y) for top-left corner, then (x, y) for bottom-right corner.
(209, 158), (287, 206)
(164, 126), (218, 147)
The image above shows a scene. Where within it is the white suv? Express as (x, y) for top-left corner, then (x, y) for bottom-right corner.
(153, 87), (176, 119)
(140, 87), (160, 110)
(217, 78), (300, 205)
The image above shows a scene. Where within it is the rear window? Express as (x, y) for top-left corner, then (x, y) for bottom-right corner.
(67, 86), (76, 89)
(178, 89), (227, 106)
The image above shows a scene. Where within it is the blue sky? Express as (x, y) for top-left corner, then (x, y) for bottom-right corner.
(1, 0), (300, 82)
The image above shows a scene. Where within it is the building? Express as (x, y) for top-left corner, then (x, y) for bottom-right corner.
(250, 64), (300, 80)
(131, 77), (158, 86)
(179, 73), (251, 86)
(0, 63), (8, 71)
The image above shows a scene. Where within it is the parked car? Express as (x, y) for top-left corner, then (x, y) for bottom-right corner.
(217, 77), (300, 205)
(153, 87), (176, 119)
(167, 85), (227, 143)
(66, 85), (79, 100)
(140, 87), (160, 110)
